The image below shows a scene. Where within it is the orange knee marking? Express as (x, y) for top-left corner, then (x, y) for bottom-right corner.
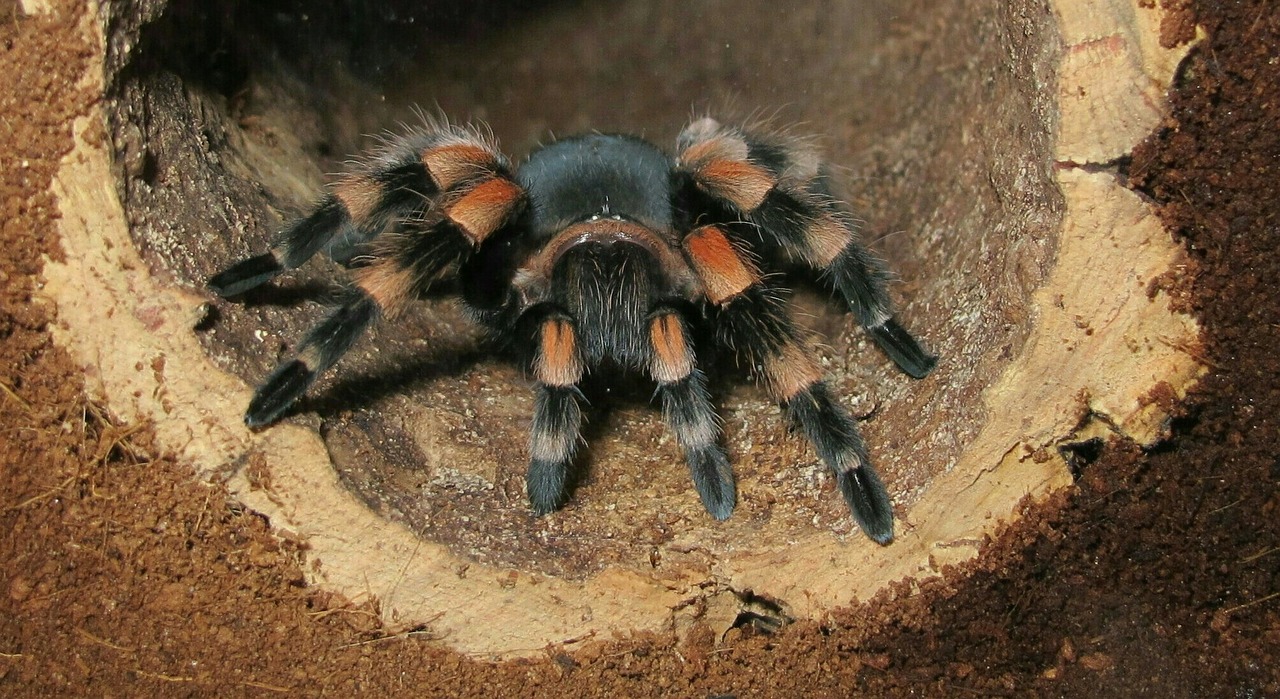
(355, 261), (414, 317)
(649, 314), (694, 384)
(763, 344), (824, 402)
(447, 177), (522, 242)
(683, 225), (760, 305)
(680, 134), (749, 168)
(697, 158), (775, 212)
(536, 318), (583, 387)
(422, 143), (499, 190)
(805, 214), (853, 267)
(334, 174), (382, 224)
(678, 130), (774, 211)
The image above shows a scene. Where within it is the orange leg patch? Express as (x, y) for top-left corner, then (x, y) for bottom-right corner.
(447, 177), (523, 243)
(679, 133), (750, 169)
(536, 318), (583, 387)
(649, 313), (694, 384)
(683, 225), (760, 305)
(695, 159), (775, 212)
(333, 174), (383, 224)
(762, 343), (824, 402)
(354, 261), (414, 317)
(422, 143), (501, 190)
(803, 213), (854, 267)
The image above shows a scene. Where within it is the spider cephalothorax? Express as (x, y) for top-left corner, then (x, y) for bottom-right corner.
(209, 116), (936, 544)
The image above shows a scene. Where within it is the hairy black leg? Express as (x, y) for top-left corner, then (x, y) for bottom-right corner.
(706, 282), (894, 543)
(240, 161), (522, 429)
(648, 310), (735, 519)
(525, 315), (587, 515)
(243, 204), (511, 427)
(245, 214), (511, 429)
(740, 191), (937, 378)
(527, 384), (584, 515)
(209, 197), (351, 297)
(657, 371), (736, 520)
(211, 121), (515, 298)
(209, 155), (440, 298)
(784, 383), (894, 544)
(674, 118), (937, 379)
(246, 290), (379, 427)
(824, 243), (937, 379)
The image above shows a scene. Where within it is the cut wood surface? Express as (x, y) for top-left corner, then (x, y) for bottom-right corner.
(42, 0), (1202, 657)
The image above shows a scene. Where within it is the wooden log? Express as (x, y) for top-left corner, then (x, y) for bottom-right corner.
(42, 0), (1202, 657)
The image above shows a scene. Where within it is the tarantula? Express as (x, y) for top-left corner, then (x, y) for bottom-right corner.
(209, 116), (936, 544)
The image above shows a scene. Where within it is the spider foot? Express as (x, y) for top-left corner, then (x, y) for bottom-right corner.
(245, 359), (313, 427)
(209, 252), (284, 298)
(870, 317), (938, 379)
(686, 444), (737, 521)
(527, 457), (570, 516)
(527, 384), (583, 516)
(836, 463), (894, 545)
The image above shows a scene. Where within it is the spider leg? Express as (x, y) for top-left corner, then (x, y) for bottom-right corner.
(527, 315), (585, 515)
(813, 194), (937, 378)
(647, 309), (735, 520)
(210, 124), (512, 297)
(675, 118), (937, 379)
(682, 223), (894, 543)
(241, 148), (525, 426)
(245, 290), (378, 427)
(209, 197), (352, 297)
(784, 380), (893, 545)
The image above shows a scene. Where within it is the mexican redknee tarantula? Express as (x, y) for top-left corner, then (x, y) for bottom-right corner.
(209, 116), (936, 545)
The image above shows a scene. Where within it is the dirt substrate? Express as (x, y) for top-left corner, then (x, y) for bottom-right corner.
(2, 1), (1277, 696)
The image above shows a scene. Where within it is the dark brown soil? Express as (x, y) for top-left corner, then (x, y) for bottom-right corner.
(2, 1), (1277, 697)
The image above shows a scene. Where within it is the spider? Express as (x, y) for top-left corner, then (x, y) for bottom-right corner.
(209, 116), (936, 545)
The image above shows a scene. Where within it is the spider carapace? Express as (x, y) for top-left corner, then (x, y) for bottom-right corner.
(209, 116), (936, 544)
